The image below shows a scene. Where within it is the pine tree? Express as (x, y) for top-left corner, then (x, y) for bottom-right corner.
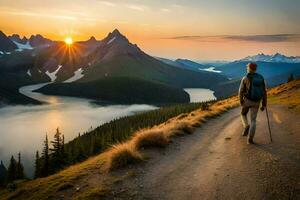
(74, 139), (86, 162)
(0, 160), (7, 186)
(60, 134), (67, 167)
(34, 151), (41, 178)
(41, 134), (49, 177)
(15, 152), (25, 180)
(50, 128), (64, 171)
(7, 156), (17, 182)
(89, 135), (95, 155)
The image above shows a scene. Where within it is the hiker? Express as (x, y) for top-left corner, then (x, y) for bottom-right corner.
(239, 62), (267, 144)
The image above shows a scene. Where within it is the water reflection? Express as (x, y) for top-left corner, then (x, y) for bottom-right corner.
(0, 83), (157, 177)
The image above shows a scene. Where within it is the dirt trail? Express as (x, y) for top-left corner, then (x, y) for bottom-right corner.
(111, 105), (300, 200)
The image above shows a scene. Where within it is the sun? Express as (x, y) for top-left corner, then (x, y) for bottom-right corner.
(64, 37), (73, 46)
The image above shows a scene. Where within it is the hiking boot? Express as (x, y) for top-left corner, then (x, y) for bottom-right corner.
(247, 138), (254, 144)
(242, 125), (250, 136)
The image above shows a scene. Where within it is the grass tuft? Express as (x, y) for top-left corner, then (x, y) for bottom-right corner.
(133, 129), (169, 149)
(165, 121), (196, 137)
(106, 143), (144, 171)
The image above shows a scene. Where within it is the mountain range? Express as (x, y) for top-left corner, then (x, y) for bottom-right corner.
(1, 29), (300, 105)
(157, 53), (300, 98)
(215, 53), (300, 82)
(0, 29), (227, 105)
(212, 53), (300, 98)
(239, 53), (300, 63)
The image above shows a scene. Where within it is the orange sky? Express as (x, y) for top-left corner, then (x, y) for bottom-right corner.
(0, 0), (299, 60)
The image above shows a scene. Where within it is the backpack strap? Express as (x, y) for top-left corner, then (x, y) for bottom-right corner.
(245, 73), (253, 100)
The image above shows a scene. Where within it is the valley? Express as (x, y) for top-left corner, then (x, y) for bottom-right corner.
(0, 81), (215, 178)
(1, 28), (300, 199)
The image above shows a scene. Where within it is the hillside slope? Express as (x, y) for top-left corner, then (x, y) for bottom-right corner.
(113, 105), (299, 200)
(1, 80), (299, 200)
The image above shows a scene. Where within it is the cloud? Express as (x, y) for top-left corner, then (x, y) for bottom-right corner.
(225, 34), (300, 42)
(160, 8), (170, 12)
(0, 7), (108, 22)
(166, 34), (300, 43)
(4, 11), (77, 20)
(97, 1), (116, 7)
(126, 5), (145, 11)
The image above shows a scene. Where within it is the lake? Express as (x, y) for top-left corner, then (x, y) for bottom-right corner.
(0, 84), (215, 177)
(184, 88), (216, 102)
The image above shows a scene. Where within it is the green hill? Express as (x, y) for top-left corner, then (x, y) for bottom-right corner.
(36, 76), (190, 105)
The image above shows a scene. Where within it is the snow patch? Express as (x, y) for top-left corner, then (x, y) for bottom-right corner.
(27, 69), (31, 77)
(45, 65), (62, 82)
(199, 67), (222, 73)
(107, 37), (116, 44)
(240, 53), (300, 63)
(64, 68), (84, 83)
(13, 41), (33, 50)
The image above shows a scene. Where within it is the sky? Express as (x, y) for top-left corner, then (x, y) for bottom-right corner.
(0, 0), (299, 60)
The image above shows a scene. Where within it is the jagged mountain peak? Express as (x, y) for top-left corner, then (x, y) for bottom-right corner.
(239, 52), (300, 63)
(0, 30), (6, 37)
(79, 36), (99, 46)
(10, 34), (20, 38)
(8, 34), (28, 44)
(0, 30), (18, 52)
(88, 29), (143, 63)
(105, 29), (129, 44)
(29, 34), (44, 40)
(29, 34), (53, 47)
(273, 52), (281, 56)
(88, 36), (97, 42)
(112, 28), (121, 35)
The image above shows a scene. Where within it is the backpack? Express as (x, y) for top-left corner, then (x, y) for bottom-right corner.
(245, 73), (265, 102)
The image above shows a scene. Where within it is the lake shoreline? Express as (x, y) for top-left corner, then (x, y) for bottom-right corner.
(0, 84), (215, 177)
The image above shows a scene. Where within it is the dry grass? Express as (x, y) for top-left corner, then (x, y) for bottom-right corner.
(0, 153), (107, 200)
(133, 129), (170, 149)
(268, 78), (300, 113)
(2, 80), (299, 199)
(0, 95), (240, 200)
(106, 142), (144, 170)
(105, 96), (239, 172)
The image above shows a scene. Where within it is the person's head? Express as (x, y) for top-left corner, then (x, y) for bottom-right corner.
(247, 62), (257, 73)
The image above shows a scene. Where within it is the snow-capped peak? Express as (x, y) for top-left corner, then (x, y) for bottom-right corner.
(104, 29), (129, 44)
(239, 53), (300, 63)
(13, 41), (33, 51)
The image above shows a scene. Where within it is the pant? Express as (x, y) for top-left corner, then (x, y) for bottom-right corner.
(241, 98), (260, 139)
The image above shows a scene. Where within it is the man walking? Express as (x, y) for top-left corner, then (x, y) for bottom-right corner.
(239, 62), (267, 144)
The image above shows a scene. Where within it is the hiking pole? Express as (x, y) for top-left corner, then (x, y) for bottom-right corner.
(265, 106), (273, 142)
